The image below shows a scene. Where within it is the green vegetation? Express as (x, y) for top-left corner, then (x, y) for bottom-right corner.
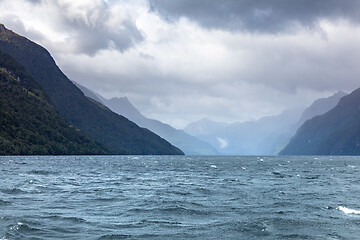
(0, 24), (183, 155)
(0, 50), (108, 155)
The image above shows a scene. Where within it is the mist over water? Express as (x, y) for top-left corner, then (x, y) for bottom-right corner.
(1, 155), (360, 239)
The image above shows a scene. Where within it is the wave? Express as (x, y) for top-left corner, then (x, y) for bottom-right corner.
(141, 219), (182, 225)
(338, 206), (360, 215)
(98, 233), (195, 240)
(1, 187), (26, 194)
(5, 221), (41, 238)
(44, 215), (87, 223)
(0, 199), (11, 205)
(127, 204), (211, 216)
(27, 169), (59, 175)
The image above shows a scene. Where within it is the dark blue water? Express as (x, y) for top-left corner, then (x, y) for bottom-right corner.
(1, 156), (360, 239)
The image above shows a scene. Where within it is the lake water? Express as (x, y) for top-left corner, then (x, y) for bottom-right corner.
(1, 155), (360, 239)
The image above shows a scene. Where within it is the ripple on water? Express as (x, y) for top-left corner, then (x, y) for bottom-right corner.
(127, 204), (212, 217)
(43, 215), (87, 224)
(0, 199), (11, 205)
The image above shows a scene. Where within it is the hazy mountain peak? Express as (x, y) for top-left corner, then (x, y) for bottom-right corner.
(74, 84), (218, 155)
(115, 96), (129, 101)
(335, 90), (347, 96)
(108, 96), (131, 105)
(106, 96), (143, 120)
(298, 90), (347, 125)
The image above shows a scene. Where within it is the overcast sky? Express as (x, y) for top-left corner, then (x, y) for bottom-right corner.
(1, 0), (360, 128)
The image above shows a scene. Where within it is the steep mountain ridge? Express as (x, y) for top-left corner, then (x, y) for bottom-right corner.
(280, 87), (360, 155)
(0, 24), (183, 155)
(0, 50), (107, 155)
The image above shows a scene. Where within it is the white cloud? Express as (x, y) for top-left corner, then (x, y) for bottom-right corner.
(0, 0), (145, 55)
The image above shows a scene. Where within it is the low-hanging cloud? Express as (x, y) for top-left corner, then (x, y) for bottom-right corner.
(149, 0), (360, 33)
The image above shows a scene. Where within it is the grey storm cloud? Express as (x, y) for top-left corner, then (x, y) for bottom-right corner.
(149, 0), (360, 33)
(62, 18), (144, 55)
(55, 2), (144, 55)
(25, 0), (41, 3)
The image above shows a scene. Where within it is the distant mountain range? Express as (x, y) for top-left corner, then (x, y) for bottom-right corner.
(185, 108), (304, 155)
(0, 24), (183, 155)
(280, 88), (360, 155)
(184, 91), (347, 155)
(74, 82), (218, 155)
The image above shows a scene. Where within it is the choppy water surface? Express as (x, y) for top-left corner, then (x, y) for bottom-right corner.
(1, 155), (360, 239)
